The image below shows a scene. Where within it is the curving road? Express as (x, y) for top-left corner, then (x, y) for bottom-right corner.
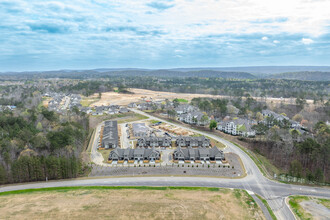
(1, 109), (329, 220)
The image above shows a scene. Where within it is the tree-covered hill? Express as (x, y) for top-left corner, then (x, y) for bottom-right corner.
(268, 71), (330, 81)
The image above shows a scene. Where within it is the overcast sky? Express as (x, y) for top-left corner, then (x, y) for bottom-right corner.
(1, 0), (330, 71)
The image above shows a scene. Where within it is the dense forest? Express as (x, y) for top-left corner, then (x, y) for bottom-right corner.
(114, 77), (329, 100)
(0, 106), (89, 184)
(241, 121), (330, 182)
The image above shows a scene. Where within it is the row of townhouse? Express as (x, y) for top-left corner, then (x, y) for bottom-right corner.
(176, 136), (211, 148)
(101, 120), (119, 149)
(261, 110), (301, 128)
(217, 118), (256, 137)
(92, 105), (129, 116)
(108, 147), (160, 162)
(136, 102), (158, 111)
(137, 136), (172, 148)
(173, 146), (225, 162)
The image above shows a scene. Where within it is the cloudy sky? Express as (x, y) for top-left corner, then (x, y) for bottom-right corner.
(1, 0), (330, 71)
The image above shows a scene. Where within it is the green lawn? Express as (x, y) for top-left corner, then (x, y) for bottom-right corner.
(98, 149), (112, 162)
(175, 98), (188, 103)
(149, 119), (161, 124)
(209, 137), (226, 149)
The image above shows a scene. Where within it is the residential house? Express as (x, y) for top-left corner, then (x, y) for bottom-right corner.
(119, 107), (129, 113)
(132, 123), (149, 137)
(217, 118), (256, 137)
(174, 104), (197, 115)
(179, 111), (209, 126)
(79, 107), (92, 114)
(128, 102), (137, 108)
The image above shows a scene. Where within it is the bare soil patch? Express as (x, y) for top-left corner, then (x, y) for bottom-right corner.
(92, 88), (315, 106)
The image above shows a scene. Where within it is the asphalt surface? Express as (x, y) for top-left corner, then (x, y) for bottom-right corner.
(1, 109), (329, 220)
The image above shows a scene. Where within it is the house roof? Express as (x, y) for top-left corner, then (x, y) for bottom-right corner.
(132, 123), (149, 133)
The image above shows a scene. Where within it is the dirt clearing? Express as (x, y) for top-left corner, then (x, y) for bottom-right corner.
(0, 187), (265, 220)
(91, 88), (315, 106)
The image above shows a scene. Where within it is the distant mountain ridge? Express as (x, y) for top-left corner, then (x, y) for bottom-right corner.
(105, 69), (256, 79)
(169, 66), (330, 75)
(267, 71), (330, 81)
(0, 67), (329, 81)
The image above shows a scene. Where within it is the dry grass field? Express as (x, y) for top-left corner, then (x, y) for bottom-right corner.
(91, 88), (315, 107)
(0, 187), (265, 220)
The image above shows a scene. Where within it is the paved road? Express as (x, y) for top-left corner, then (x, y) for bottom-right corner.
(90, 122), (104, 165)
(1, 176), (329, 219)
(1, 109), (329, 220)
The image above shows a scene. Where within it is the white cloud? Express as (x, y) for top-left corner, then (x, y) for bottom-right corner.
(1, 0), (329, 70)
(301, 38), (314, 45)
